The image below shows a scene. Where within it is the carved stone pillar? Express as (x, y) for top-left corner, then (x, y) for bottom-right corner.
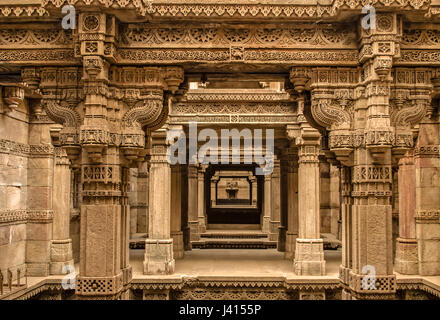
(144, 129), (174, 274)
(181, 164), (191, 251)
(415, 118), (440, 276)
(197, 165), (207, 234)
(278, 155), (288, 252)
(262, 173), (271, 234)
(187, 164), (200, 241)
(269, 158), (281, 242)
(136, 162), (149, 235)
(319, 155), (332, 234)
(395, 151), (418, 274)
(26, 143), (54, 277)
(171, 164), (184, 259)
(50, 147), (74, 275)
(339, 166), (353, 299)
(285, 148), (299, 260)
(294, 127), (325, 276)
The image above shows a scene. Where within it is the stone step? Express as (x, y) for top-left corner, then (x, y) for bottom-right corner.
(200, 231), (268, 239)
(192, 238), (276, 249)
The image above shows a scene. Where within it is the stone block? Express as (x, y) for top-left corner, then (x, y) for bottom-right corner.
(27, 186), (51, 208)
(6, 185), (21, 209)
(11, 223), (26, 242)
(26, 240), (50, 263)
(0, 241), (25, 269)
(27, 222), (53, 241)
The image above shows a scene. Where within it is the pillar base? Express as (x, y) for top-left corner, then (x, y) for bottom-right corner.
(294, 238), (325, 275)
(346, 271), (396, 300)
(416, 220), (440, 276)
(262, 216), (270, 233)
(76, 273), (123, 298)
(269, 221), (280, 241)
(284, 232), (298, 259)
(189, 221), (200, 241)
(183, 226), (192, 251)
(198, 217), (206, 234)
(143, 239), (175, 275)
(394, 238), (418, 275)
(171, 231), (184, 259)
(50, 239), (74, 275)
(277, 226), (286, 252)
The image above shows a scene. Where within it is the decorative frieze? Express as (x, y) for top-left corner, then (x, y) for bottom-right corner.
(0, 209), (53, 225)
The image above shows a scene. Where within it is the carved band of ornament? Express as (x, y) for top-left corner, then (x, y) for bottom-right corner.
(415, 210), (440, 222)
(0, 6), (49, 17)
(329, 131), (413, 150)
(0, 49), (75, 62)
(397, 50), (440, 64)
(82, 165), (121, 184)
(175, 289), (291, 300)
(352, 166), (392, 183)
(0, 209), (54, 225)
(401, 29), (440, 48)
(76, 274), (123, 296)
(414, 145), (440, 157)
(0, 139), (56, 157)
(173, 102), (295, 115)
(80, 128), (110, 145)
(0, 28), (73, 47)
(170, 115), (297, 124)
(118, 48), (358, 63)
(121, 24), (355, 47)
(27, 210), (54, 223)
(351, 190), (392, 198)
(349, 272), (396, 294)
(185, 92), (291, 102)
(82, 190), (123, 200)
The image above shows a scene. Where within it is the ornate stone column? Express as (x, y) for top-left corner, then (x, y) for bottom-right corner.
(181, 164), (191, 251)
(294, 127), (325, 275)
(171, 164), (184, 259)
(197, 165), (207, 234)
(339, 166), (353, 299)
(319, 155), (332, 234)
(262, 172), (271, 234)
(278, 154), (288, 252)
(136, 161), (149, 235)
(50, 146), (74, 275)
(395, 150), (418, 274)
(414, 113), (440, 276)
(269, 157), (281, 242)
(284, 145), (299, 260)
(187, 164), (200, 241)
(144, 129), (174, 274)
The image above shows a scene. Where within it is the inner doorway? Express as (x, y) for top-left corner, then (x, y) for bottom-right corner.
(205, 164), (263, 229)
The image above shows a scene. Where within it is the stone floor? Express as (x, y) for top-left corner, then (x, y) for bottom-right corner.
(130, 248), (342, 279)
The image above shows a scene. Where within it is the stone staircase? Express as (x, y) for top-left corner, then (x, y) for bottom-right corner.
(192, 230), (277, 249)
